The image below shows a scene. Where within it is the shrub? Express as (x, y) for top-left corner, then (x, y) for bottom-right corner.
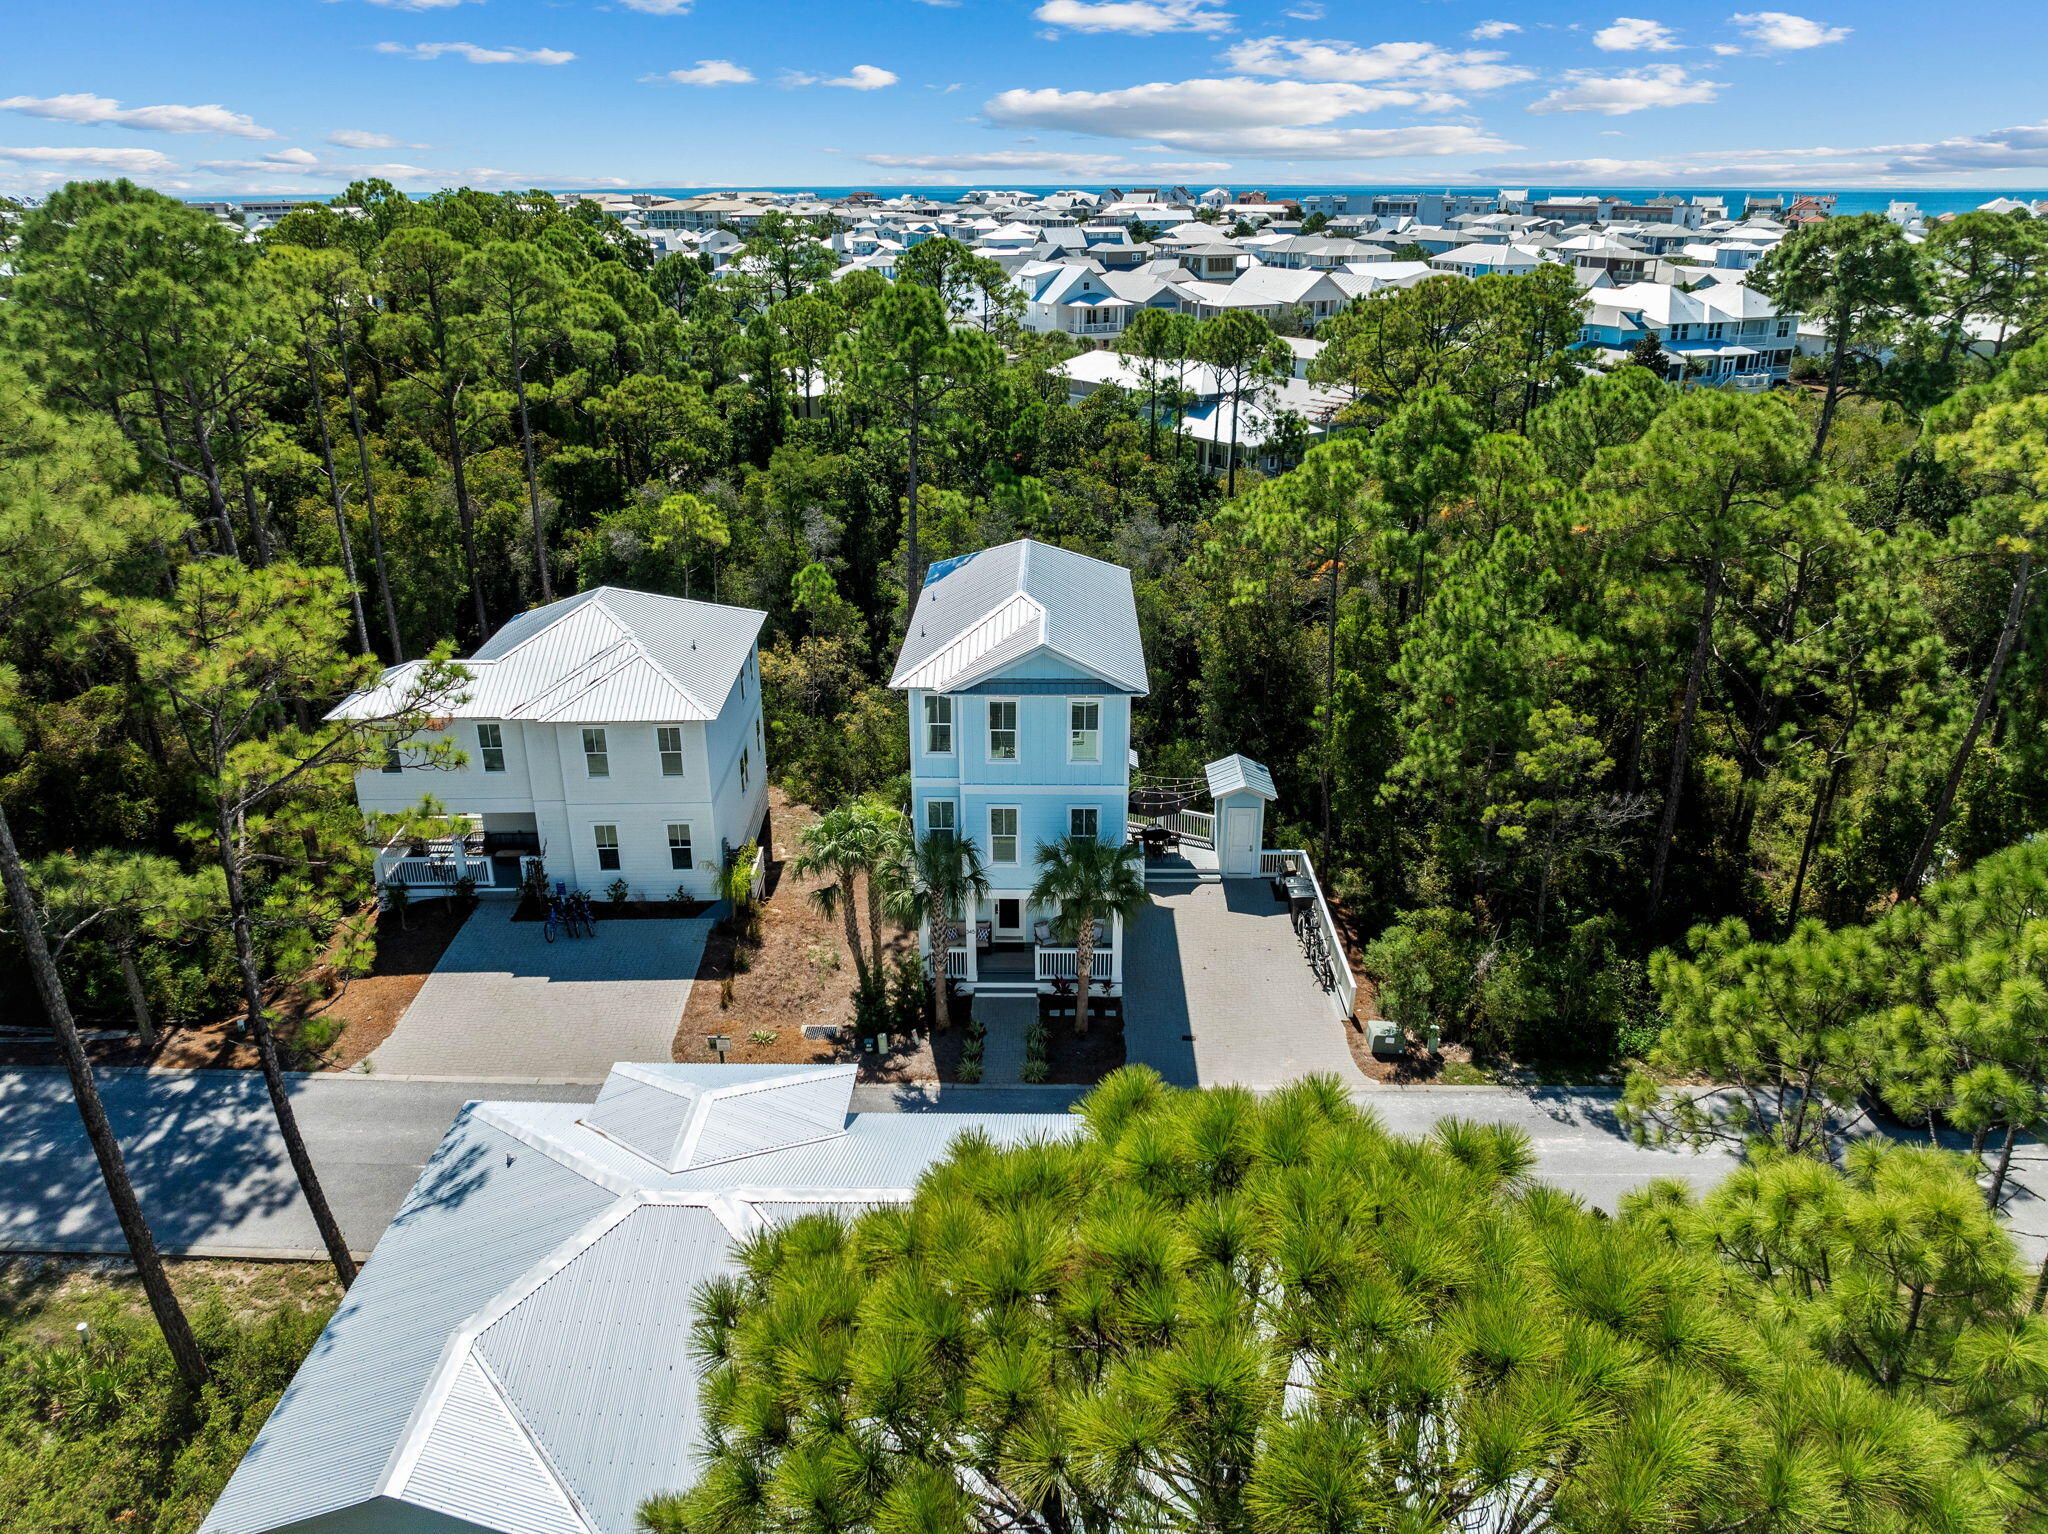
(605, 877), (632, 905)
(1362, 906), (1477, 1042)
(955, 1058), (982, 1083)
(748, 1030), (777, 1046)
(1019, 1059), (1050, 1083)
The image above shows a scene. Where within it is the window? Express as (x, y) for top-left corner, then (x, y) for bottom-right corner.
(382, 744), (403, 774)
(657, 726), (684, 778)
(924, 694), (953, 754)
(927, 799), (956, 836)
(989, 807), (1019, 864)
(477, 722), (505, 773)
(582, 727), (609, 778)
(988, 700), (1018, 761)
(1776, 319), (1792, 337)
(1706, 322), (1726, 340)
(740, 749), (750, 793)
(1069, 700), (1101, 763)
(667, 823), (692, 871)
(594, 824), (620, 872)
(1070, 805), (1100, 840)
(740, 656), (750, 699)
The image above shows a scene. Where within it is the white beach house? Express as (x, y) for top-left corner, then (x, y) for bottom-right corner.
(332, 587), (768, 902)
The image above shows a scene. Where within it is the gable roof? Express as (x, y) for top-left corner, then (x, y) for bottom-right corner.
(200, 1064), (1076, 1534)
(1205, 753), (1277, 801)
(889, 539), (1148, 695)
(326, 587), (765, 726)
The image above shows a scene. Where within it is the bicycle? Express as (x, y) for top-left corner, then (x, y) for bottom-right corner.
(543, 900), (563, 943)
(573, 889), (598, 937)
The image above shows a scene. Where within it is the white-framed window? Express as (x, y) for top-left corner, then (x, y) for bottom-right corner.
(1069, 805), (1100, 839)
(927, 799), (956, 836)
(657, 726), (685, 778)
(1776, 318), (1792, 337)
(1706, 322), (1726, 340)
(740, 749), (750, 793)
(476, 722), (505, 773)
(582, 727), (609, 779)
(667, 823), (692, 871)
(987, 700), (1018, 761)
(1671, 323), (1691, 340)
(990, 806), (1019, 865)
(594, 823), (621, 871)
(1068, 700), (1101, 763)
(924, 694), (954, 754)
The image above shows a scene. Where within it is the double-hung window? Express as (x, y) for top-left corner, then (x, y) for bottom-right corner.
(476, 722), (505, 773)
(1069, 806), (1100, 839)
(927, 799), (956, 836)
(1068, 700), (1101, 763)
(989, 807), (1019, 864)
(583, 727), (609, 779)
(657, 726), (685, 778)
(740, 749), (751, 793)
(924, 694), (953, 754)
(987, 700), (1018, 761)
(594, 824), (621, 871)
(667, 823), (693, 871)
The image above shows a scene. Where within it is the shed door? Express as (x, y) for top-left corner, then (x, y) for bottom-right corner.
(1223, 806), (1262, 876)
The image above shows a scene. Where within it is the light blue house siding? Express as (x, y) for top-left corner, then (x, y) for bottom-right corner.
(909, 658), (1133, 884)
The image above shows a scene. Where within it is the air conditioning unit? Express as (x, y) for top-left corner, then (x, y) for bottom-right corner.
(1366, 1018), (1406, 1057)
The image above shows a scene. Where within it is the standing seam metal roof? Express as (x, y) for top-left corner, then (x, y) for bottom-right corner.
(889, 539), (1148, 695)
(201, 1066), (1078, 1534)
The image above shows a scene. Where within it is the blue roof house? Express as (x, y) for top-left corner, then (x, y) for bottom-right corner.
(889, 539), (1148, 997)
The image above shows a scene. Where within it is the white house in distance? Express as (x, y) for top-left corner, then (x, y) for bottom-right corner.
(890, 539), (1147, 996)
(333, 587), (768, 902)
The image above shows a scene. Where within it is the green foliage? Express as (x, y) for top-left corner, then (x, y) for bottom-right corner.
(650, 1072), (2009, 1534)
(0, 1268), (334, 1533)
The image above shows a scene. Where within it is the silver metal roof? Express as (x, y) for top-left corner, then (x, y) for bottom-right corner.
(1205, 753), (1278, 802)
(327, 588), (765, 725)
(889, 539), (1148, 695)
(202, 1065), (1077, 1534)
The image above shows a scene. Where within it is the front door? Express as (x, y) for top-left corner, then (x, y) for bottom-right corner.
(994, 897), (1025, 940)
(1224, 807), (1262, 876)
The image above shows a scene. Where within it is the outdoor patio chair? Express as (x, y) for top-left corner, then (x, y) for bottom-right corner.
(1034, 920), (1053, 944)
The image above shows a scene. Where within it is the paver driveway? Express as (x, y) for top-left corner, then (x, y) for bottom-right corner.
(1120, 866), (1369, 1089)
(366, 904), (714, 1081)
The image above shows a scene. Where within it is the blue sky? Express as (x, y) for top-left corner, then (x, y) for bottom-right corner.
(6, 0), (2048, 196)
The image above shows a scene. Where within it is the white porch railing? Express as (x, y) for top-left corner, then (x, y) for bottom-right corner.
(1033, 946), (1121, 985)
(1073, 322), (1123, 334)
(1160, 809), (1215, 847)
(946, 947), (971, 980)
(1259, 848), (1357, 1020)
(375, 845), (502, 891)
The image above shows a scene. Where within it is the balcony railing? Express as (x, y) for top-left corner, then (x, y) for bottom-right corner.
(1072, 321), (1124, 334)
(1034, 946), (1119, 984)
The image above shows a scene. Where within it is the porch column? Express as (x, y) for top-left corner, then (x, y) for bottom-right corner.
(1111, 909), (1123, 986)
(449, 822), (469, 884)
(963, 890), (979, 986)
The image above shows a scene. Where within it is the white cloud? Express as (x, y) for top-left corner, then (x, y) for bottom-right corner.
(1479, 119), (2048, 186)
(326, 127), (428, 149)
(1284, 2), (1323, 17)
(859, 149), (1232, 177)
(0, 92), (275, 139)
(828, 65), (898, 89)
(663, 58), (754, 85)
(617, 0), (693, 11)
(374, 42), (576, 64)
(0, 143), (182, 175)
(988, 77), (1438, 135)
(1221, 37), (1534, 92)
(1527, 65), (1721, 114)
(1730, 11), (1849, 49)
(1033, 0), (1233, 36)
(329, 0), (479, 9)
(1710, 42), (1743, 54)
(1592, 17), (1680, 51)
(1468, 20), (1520, 39)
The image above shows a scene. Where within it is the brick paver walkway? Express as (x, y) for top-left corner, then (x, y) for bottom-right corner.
(1121, 870), (1368, 1089)
(366, 904), (714, 1081)
(974, 995), (1036, 1084)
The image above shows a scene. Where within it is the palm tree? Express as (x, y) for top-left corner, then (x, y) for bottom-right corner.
(792, 798), (905, 995)
(1030, 835), (1149, 1036)
(882, 831), (988, 1034)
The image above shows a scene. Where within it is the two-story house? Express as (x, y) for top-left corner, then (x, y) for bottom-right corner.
(333, 587), (769, 902)
(889, 540), (1148, 995)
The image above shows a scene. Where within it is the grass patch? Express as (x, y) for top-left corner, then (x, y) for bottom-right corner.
(0, 1257), (336, 1533)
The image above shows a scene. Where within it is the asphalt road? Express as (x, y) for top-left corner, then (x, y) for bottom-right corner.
(3, 1069), (2038, 1264)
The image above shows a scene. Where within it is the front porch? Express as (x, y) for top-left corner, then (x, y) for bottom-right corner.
(940, 899), (1125, 996)
(370, 816), (541, 897)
